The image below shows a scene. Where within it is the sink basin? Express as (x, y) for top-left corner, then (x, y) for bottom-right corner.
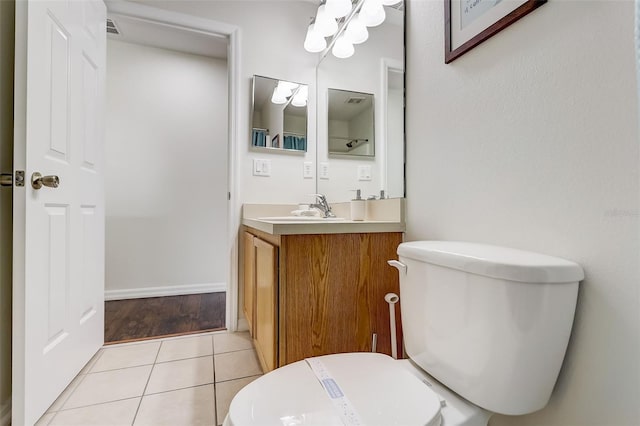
(257, 216), (346, 222)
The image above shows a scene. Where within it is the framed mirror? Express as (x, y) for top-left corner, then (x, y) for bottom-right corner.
(251, 75), (308, 153)
(327, 89), (374, 157)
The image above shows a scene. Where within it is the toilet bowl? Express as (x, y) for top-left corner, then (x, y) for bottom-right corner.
(224, 352), (490, 426)
(225, 241), (584, 425)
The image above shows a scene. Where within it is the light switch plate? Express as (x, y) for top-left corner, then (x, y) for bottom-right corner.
(319, 162), (330, 180)
(357, 165), (372, 181)
(253, 159), (271, 177)
(303, 162), (313, 179)
(262, 159), (271, 176)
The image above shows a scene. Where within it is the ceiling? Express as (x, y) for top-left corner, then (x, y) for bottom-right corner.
(106, 13), (228, 59)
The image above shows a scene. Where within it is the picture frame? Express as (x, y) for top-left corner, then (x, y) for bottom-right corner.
(445, 0), (546, 63)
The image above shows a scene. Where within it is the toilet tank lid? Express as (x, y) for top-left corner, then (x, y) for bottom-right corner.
(397, 241), (584, 283)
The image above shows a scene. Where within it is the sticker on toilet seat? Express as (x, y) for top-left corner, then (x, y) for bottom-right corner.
(305, 358), (364, 426)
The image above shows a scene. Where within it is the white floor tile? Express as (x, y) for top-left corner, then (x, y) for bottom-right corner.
(134, 385), (216, 426)
(47, 373), (86, 412)
(91, 341), (160, 372)
(63, 365), (152, 409)
(213, 332), (253, 354)
(79, 349), (104, 375)
(214, 349), (263, 382)
(215, 375), (261, 425)
(49, 398), (140, 426)
(156, 335), (213, 363)
(145, 356), (214, 395)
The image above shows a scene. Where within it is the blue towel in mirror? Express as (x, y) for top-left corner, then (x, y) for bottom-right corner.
(252, 129), (266, 147)
(284, 135), (306, 151)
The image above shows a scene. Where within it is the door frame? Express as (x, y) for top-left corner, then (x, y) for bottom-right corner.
(103, 1), (242, 332)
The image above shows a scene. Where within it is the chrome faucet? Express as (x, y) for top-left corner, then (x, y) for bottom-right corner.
(310, 194), (336, 218)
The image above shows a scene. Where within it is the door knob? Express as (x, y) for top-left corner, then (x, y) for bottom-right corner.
(31, 172), (60, 189)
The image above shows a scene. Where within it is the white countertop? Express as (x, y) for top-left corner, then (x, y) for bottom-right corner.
(241, 200), (405, 235)
(242, 217), (405, 235)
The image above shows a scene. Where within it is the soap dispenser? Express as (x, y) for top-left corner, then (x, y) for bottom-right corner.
(350, 189), (365, 221)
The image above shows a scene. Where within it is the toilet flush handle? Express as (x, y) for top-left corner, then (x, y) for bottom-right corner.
(387, 260), (407, 274)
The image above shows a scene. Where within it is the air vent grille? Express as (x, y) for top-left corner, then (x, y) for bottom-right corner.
(106, 18), (120, 35)
(345, 97), (366, 104)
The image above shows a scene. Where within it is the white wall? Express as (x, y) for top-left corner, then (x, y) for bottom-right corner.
(317, 18), (403, 202)
(105, 40), (228, 294)
(0, 0), (13, 421)
(406, 1), (639, 425)
(139, 0), (319, 204)
(386, 86), (403, 197)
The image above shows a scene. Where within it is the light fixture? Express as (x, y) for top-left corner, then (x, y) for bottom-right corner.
(360, 0), (386, 27)
(332, 34), (354, 58)
(304, 23), (327, 53)
(272, 81), (299, 104)
(303, 0), (397, 58)
(345, 13), (368, 44)
(325, 0), (352, 19)
(291, 86), (308, 107)
(277, 81), (299, 96)
(271, 88), (288, 104)
(314, 5), (338, 37)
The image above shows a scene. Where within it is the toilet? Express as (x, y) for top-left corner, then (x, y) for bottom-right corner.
(225, 241), (584, 425)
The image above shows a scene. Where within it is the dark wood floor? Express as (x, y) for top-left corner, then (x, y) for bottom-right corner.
(105, 292), (226, 344)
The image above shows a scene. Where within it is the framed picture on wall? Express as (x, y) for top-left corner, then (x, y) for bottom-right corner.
(445, 0), (546, 63)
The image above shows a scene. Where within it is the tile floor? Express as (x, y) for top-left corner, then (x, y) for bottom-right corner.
(35, 332), (263, 426)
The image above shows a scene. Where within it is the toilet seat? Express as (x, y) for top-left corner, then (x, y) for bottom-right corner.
(225, 352), (442, 426)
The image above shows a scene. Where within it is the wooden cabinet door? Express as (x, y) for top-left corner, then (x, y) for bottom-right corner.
(280, 232), (403, 365)
(254, 237), (278, 372)
(242, 232), (255, 336)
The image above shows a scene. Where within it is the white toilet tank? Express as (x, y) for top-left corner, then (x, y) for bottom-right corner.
(396, 241), (583, 416)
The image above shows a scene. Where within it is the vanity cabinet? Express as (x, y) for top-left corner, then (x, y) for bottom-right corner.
(243, 232), (278, 372)
(242, 227), (403, 372)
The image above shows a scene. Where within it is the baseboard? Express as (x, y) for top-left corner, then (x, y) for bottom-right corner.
(237, 318), (249, 332)
(105, 282), (226, 301)
(0, 398), (10, 426)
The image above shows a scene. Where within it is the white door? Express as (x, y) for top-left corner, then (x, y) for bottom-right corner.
(12, 0), (106, 424)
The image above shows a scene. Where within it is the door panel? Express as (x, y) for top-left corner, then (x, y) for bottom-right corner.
(254, 237), (277, 372)
(13, 1), (106, 424)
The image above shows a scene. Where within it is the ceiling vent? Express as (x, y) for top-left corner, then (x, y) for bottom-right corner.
(345, 96), (366, 104)
(106, 18), (120, 35)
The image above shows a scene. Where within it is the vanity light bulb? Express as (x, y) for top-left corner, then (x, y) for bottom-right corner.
(292, 86), (308, 107)
(304, 24), (327, 53)
(332, 34), (355, 59)
(278, 81), (299, 94)
(360, 0), (386, 27)
(345, 14), (369, 44)
(325, 0), (353, 18)
(291, 95), (307, 107)
(315, 5), (339, 37)
(271, 87), (288, 104)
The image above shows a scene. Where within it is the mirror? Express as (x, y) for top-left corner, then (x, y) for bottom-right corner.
(316, 5), (404, 201)
(251, 75), (308, 152)
(328, 89), (374, 157)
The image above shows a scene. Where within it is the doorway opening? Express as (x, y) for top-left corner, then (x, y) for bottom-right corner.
(103, 10), (230, 344)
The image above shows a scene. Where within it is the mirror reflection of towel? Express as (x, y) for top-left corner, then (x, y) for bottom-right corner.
(284, 135), (306, 151)
(252, 129), (266, 147)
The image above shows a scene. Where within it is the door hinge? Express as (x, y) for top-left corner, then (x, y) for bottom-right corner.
(1, 170), (24, 187)
(228, 192), (231, 201)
